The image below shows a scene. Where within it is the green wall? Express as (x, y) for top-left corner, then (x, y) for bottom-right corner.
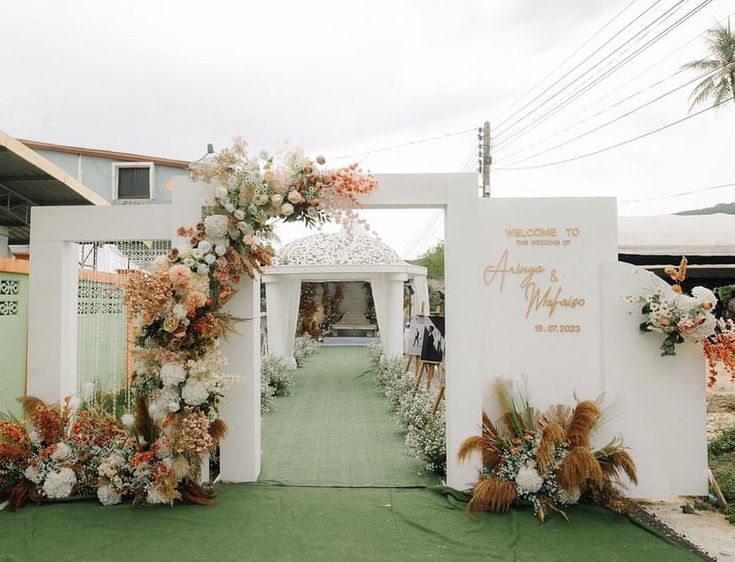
(0, 272), (28, 418)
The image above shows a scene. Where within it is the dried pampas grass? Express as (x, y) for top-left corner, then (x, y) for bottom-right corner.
(467, 477), (517, 516)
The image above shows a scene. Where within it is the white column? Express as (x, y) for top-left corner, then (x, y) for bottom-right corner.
(263, 275), (285, 358)
(27, 240), (79, 402)
(411, 273), (430, 316)
(372, 273), (407, 359)
(219, 276), (261, 482)
(0, 225), (9, 257)
(281, 277), (301, 369)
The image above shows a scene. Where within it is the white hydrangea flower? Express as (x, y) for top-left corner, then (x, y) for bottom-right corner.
(28, 429), (42, 448)
(51, 442), (72, 461)
(558, 486), (581, 505)
(515, 465), (544, 494)
(692, 286), (717, 307)
(160, 363), (186, 386)
(146, 487), (168, 505)
(182, 378), (209, 406)
(203, 215), (229, 239)
(24, 465), (42, 484)
(97, 484), (123, 506)
(42, 467), (77, 499)
(172, 304), (188, 321)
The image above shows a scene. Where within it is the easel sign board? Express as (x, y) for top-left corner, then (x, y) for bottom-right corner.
(405, 315), (429, 356)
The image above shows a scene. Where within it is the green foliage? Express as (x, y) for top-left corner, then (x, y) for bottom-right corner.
(262, 355), (295, 397)
(725, 503), (735, 524)
(411, 242), (444, 281)
(711, 452), (735, 501)
(709, 426), (735, 456)
(681, 22), (735, 111)
(715, 284), (735, 305)
(293, 335), (319, 367)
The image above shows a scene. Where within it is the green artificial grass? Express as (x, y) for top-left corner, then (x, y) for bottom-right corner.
(259, 346), (436, 487)
(0, 485), (698, 562)
(0, 346), (699, 561)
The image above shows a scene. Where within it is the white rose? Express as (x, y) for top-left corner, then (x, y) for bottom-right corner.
(183, 257), (195, 267)
(271, 194), (283, 207)
(197, 264), (210, 275)
(198, 240), (213, 253)
(280, 203), (294, 216)
(215, 244), (227, 256)
(205, 253), (216, 265)
(191, 248), (204, 260)
(234, 209), (245, 220)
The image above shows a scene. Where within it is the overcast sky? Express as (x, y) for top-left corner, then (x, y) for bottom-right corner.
(2, 0), (733, 257)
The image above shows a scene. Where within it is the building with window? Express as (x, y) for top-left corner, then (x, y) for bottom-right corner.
(19, 138), (191, 206)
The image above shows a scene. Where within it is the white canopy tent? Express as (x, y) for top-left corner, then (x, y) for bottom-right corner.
(619, 214), (735, 256)
(263, 228), (429, 367)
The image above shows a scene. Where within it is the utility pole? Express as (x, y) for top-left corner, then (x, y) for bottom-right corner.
(481, 121), (492, 197)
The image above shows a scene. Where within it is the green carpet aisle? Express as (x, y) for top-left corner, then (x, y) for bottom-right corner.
(0, 347), (699, 561)
(259, 346), (436, 487)
(0, 485), (698, 562)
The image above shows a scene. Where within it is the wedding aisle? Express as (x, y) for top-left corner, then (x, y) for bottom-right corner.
(259, 346), (435, 487)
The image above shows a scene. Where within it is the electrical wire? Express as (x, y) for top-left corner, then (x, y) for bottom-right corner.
(497, 67), (718, 167)
(494, 97), (728, 171)
(492, 0), (641, 125)
(620, 180), (735, 202)
(329, 128), (475, 161)
(495, 0), (712, 150)
(493, 0), (664, 133)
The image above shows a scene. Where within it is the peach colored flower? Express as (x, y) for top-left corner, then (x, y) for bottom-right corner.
(316, 155), (326, 165)
(168, 264), (192, 290)
(163, 316), (179, 333)
(288, 190), (303, 204)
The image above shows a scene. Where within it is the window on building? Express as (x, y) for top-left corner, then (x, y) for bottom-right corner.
(112, 162), (155, 200)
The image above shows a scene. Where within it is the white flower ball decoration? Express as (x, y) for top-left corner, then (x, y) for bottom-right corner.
(204, 214), (229, 239)
(160, 363), (186, 386)
(182, 378), (209, 406)
(51, 441), (72, 461)
(97, 484), (123, 506)
(515, 465), (544, 494)
(42, 467), (77, 499)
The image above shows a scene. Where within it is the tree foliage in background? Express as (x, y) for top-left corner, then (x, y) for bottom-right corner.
(411, 242), (444, 281)
(682, 21), (735, 111)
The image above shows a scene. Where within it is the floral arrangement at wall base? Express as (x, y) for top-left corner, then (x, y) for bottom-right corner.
(293, 335), (320, 368)
(458, 380), (637, 523)
(1, 139), (375, 510)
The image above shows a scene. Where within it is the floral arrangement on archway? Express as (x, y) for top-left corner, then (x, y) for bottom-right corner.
(0, 139), (375, 510)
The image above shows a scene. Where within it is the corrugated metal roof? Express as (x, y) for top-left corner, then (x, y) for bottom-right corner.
(0, 130), (108, 244)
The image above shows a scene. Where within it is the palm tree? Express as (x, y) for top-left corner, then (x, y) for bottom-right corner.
(682, 21), (735, 111)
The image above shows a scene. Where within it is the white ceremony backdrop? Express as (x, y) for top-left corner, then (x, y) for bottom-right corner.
(27, 173), (707, 498)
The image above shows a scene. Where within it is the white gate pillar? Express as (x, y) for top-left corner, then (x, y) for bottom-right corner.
(27, 239), (79, 402)
(219, 276), (262, 482)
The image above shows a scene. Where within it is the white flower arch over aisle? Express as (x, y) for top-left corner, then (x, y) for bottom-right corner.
(0, 139), (376, 510)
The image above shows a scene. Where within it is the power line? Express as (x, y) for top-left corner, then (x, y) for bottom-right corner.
(497, 67), (718, 167)
(492, 0), (641, 125)
(494, 68), (687, 164)
(495, 0), (712, 150)
(493, 0), (679, 138)
(329, 128), (475, 161)
(620, 180), (735, 202)
(493, 0), (665, 133)
(495, 97), (728, 171)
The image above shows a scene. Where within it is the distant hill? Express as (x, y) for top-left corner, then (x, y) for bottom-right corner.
(677, 202), (735, 216)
